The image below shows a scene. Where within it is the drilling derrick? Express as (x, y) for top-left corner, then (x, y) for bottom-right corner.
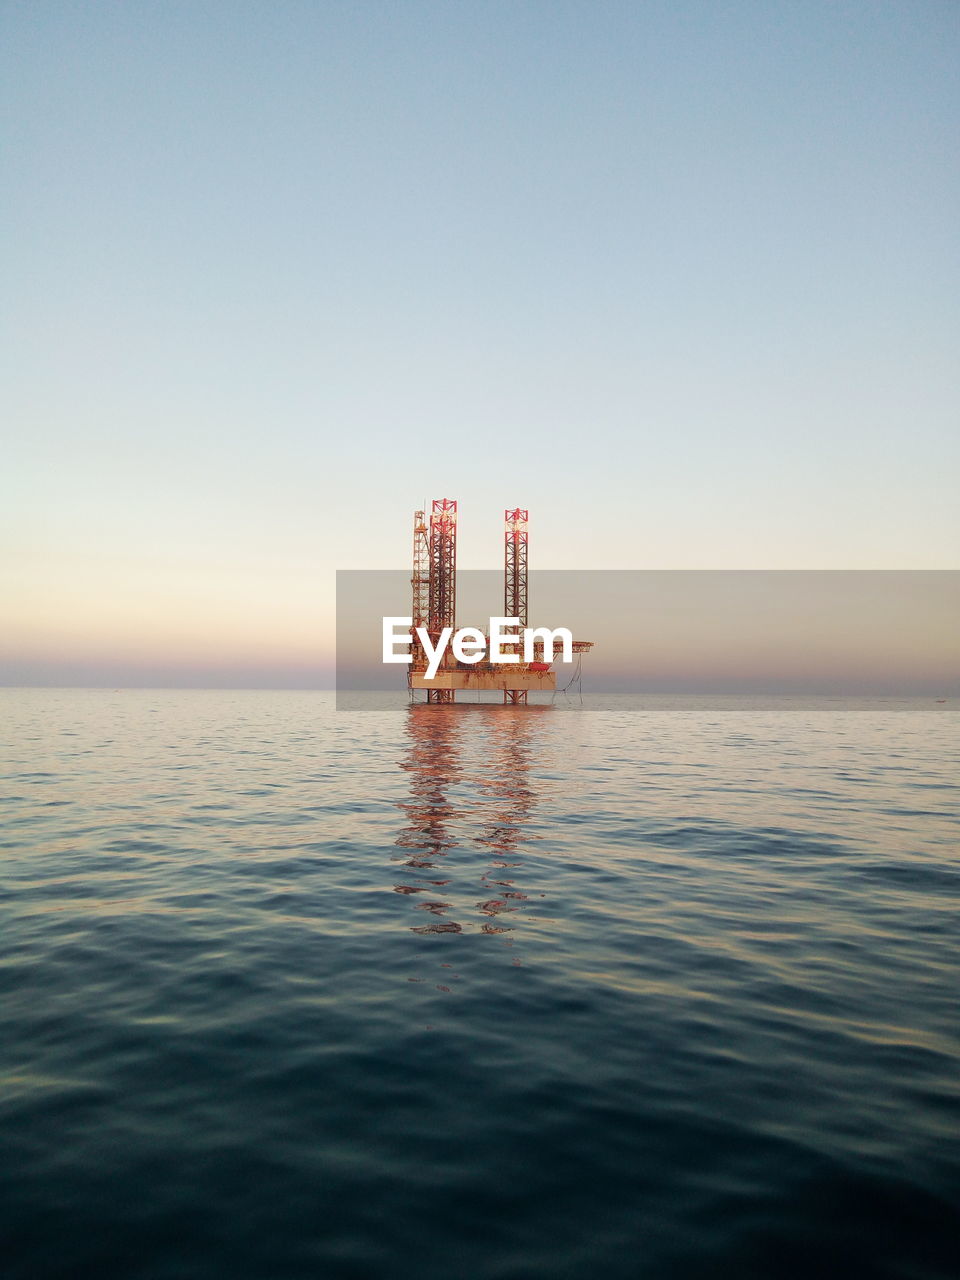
(504, 508), (529, 705)
(427, 498), (458, 703)
(504, 508), (528, 626)
(410, 510), (429, 674)
(406, 498), (593, 704)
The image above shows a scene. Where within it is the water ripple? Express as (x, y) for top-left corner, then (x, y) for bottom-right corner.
(0, 690), (957, 1279)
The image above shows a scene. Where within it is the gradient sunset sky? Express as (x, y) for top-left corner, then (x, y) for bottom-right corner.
(3, 1), (958, 687)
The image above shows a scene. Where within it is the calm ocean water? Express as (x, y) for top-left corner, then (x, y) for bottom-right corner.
(2, 689), (958, 1279)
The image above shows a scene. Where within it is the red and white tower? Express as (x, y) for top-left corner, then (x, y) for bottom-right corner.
(427, 498), (458, 703)
(410, 510), (429, 674)
(504, 507), (529, 704)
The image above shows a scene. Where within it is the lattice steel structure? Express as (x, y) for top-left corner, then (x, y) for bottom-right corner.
(504, 507), (530, 704)
(410, 510), (429, 674)
(407, 499), (592, 705)
(426, 498), (458, 703)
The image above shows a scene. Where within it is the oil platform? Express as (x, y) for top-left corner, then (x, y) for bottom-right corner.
(408, 500), (593, 705)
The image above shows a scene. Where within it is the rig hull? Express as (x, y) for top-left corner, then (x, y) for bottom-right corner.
(409, 670), (556, 692)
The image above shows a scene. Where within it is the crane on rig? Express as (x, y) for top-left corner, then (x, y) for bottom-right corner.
(407, 500), (593, 705)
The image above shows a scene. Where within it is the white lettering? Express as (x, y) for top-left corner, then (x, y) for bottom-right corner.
(383, 616), (573, 676)
(489, 616), (521, 664)
(417, 626), (454, 680)
(383, 617), (413, 664)
(523, 626), (573, 664)
(452, 626), (486, 664)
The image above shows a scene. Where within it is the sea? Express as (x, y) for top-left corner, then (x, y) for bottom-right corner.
(1, 689), (958, 1280)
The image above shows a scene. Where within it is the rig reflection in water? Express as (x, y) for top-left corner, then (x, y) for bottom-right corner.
(392, 704), (562, 942)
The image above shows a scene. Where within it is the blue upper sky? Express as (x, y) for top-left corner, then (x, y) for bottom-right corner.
(2, 1), (958, 683)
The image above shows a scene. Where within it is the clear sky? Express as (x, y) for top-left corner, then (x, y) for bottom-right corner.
(2, 1), (958, 686)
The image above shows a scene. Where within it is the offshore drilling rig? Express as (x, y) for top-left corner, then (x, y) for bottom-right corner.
(408, 499), (593, 705)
